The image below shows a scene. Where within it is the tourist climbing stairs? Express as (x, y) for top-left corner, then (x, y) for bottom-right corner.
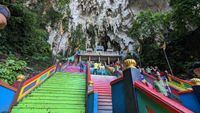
(92, 75), (116, 113)
(11, 72), (86, 113)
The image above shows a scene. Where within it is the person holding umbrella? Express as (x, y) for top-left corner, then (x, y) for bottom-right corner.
(0, 4), (10, 29)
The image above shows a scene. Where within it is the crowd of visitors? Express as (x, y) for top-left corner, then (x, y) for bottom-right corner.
(60, 55), (199, 101)
(93, 62), (106, 75)
(77, 59), (171, 97)
(140, 66), (171, 97)
(88, 60), (123, 76)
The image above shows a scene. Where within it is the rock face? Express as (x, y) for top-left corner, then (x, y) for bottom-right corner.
(25, 0), (169, 56)
(70, 0), (135, 51)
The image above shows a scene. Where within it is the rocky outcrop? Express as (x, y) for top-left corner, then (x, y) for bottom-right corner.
(69, 0), (135, 52)
(24, 0), (169, 56)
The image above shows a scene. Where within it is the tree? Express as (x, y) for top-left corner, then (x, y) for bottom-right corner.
(170, 0), (200, 39)
(128, 1), (200, 77)
(129, 10), (171, 47)
(0, 4), (50, 56)
(128, 10), (171, 67)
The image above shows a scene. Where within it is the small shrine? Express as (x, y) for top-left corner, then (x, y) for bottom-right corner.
(78, 46), (122, 64)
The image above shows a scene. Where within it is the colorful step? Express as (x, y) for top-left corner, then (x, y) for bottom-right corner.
(63, 66), (85, 73)
(11, 72), (86, 113)
(92, 75), (116, 113)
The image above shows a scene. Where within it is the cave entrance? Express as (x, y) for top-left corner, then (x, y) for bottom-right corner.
(99, 35), (111, 51)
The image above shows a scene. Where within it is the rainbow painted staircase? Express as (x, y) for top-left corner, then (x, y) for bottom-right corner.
(92, 75), (117, 113)
(1, 64), (199, 113)
(11, 72), (86, 113)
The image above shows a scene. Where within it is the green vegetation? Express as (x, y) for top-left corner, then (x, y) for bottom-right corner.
(45, 7), (63, 27)
(129, 0), (200, 78)
(0, 0), (70, 84)
(129, 10), (171, 43)
(0, 56), (27, 85)
(170, 0), (200, 38)
(0, 3), (53, 68)
(0, 5), (50, 56)
(57, 0), (70, 8)
(128, 10), (171, 67)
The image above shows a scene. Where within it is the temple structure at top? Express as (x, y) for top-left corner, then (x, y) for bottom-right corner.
(77, 46), (123, 64)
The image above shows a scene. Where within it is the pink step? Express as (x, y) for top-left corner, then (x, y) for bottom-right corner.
(98, 93), (112, 96)
(94, 88), (111, 90)
(94, 87), (111, 88)
(98, 110), (112, 113)
(96, 92), (111, 94)
(99, 102), (112, 106)
(99, 96), (112, 99)
(94, 90), (111, 93)
(98, 105), (112, 110)
(99, 99), (112, 102)
(91, 75), (117, 113)
(63, 66), (86, 73)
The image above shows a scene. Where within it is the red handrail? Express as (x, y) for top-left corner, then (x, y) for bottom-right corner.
(143, 72), (156, 80)
(23, 65), (56, 86)
(135, 81), (193, 113)
(0, 81), (17, 92)
(110, 76), (124, 85)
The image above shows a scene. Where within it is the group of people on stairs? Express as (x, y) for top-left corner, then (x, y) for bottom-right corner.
(136, 61), (199, 98)
(93, 62), (105, 75)
(125, 64), (171, 97)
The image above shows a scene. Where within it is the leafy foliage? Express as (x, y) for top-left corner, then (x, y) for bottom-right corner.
(128, 1), (200, 77)
(128, 10), (171, 67)
(0, 56), (27, 85)
(57, 0), (70, 8)
(0, 1), (56, 83)
(129, 10), (171, 45)
(45, 7), (63, 27)
(0, 3), (50, 56)
(170, 0), (200, 37)
(29, 53), (53, 71)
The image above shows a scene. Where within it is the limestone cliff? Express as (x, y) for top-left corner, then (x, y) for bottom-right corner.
(25, 0), (169, 56)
